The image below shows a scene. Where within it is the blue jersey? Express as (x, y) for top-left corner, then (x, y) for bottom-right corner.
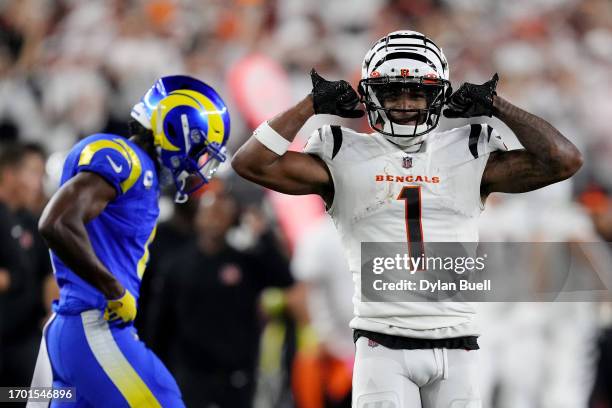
(52, 133), (160, 314)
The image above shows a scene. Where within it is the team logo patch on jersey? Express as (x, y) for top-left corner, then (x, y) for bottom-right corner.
(368, 339), (379, 348)
(402, 156), (413, 169)
(143, 170), (154, 189)
(106, 155), (123, 173)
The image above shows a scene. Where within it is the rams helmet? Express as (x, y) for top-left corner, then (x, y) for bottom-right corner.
(131, 75), (230, 202)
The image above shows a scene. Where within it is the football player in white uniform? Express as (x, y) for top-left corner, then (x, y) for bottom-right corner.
(232, 31), (583, 408)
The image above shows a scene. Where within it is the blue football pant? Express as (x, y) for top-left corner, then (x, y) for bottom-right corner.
(45, 310), (184, 407)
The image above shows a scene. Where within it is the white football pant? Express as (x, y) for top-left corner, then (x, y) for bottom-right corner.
(352, 337), (481, 408)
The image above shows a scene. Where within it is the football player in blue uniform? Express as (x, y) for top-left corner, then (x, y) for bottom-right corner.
(30, 76), (230, 407)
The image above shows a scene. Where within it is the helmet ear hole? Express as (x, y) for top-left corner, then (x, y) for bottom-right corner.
(166, 123), (177, 140)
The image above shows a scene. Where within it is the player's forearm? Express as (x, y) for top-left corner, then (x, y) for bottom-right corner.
(232, 95), (314, 173)
(39, 217), (123, 299)
(268, 94), (315, 140)
(492, 96), (583, 177)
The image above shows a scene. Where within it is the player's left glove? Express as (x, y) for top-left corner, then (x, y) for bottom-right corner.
(443, 73), (499, 118)
(311, 68), (364, 118)
(104, 289), (137, 324)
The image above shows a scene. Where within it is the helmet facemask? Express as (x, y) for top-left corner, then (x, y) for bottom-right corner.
(359, 76), (449, 139)
(170, 137), (227, 203)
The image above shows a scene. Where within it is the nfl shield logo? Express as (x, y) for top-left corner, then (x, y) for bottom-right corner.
(402, 156), (413, 169)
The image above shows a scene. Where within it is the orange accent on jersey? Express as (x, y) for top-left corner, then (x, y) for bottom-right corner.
(375, 174), (440, 184)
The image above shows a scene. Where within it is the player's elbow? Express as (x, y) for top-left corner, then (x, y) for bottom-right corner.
(38, 215), (58, 243)
(557, 148), (583, 180)
(38, 213), (68, 245)
(230, 148), (248, 176)
(231, 146), (263, 180)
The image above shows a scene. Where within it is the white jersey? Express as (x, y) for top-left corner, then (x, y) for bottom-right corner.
(304, 123), (508, 339)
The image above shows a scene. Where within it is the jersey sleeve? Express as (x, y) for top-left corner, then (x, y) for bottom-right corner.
(477, 124), (508, 156)
(303, 125), (346, 214)
(303, 125), (343, 161)
(469, 124), (509, 209)
(75, 139), (134, 196)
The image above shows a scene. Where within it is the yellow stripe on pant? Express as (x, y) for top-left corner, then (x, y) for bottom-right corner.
(81, 311), (161, 407)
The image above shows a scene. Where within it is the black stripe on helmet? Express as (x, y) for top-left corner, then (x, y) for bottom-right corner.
(371, 41), (443, 58)
(387, 33), (441, 52)
(367, 43), (445, 71)
(370, 52), (437, 73)
(373, 33), (438, 47)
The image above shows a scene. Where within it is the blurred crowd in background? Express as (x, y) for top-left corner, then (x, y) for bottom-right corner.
(1, 0), (612, 407)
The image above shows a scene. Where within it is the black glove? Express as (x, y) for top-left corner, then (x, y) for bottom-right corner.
(443, 73), (499, 118)
(311, 69), (364, 118)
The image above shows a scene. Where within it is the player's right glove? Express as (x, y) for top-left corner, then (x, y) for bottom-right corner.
(311, 69), (364, 118)
(104, 289), (137, 324)
(443, 73), (499, 118)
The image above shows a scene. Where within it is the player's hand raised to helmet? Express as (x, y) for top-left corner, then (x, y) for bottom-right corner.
(443, 73), (499, 118)
(311, 69), (364, 119)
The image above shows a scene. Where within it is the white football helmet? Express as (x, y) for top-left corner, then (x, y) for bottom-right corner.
(358, 30), (451, 147)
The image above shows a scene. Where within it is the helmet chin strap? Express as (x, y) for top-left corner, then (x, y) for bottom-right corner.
(174, 171), (189, 203)
(382, 122), (431, 151)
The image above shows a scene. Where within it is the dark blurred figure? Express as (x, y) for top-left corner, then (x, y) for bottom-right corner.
(147, 187), (294, 408)
(0, 142), (50, 387)
(136, 195), (198, 340)
(0, 121), (19, 144)
(17, 143), (48, 213)
(15, 142), (55, 320)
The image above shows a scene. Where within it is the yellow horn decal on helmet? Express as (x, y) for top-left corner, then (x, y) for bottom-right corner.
(150, 101), (180, 151)
(173, 89), (226, 145)
(151, 93), (202, 152)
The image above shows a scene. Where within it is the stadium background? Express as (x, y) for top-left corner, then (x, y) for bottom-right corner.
(1, 0), (612, 407)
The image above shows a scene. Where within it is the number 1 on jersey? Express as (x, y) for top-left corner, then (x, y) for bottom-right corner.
(397, 186), (425, 261)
